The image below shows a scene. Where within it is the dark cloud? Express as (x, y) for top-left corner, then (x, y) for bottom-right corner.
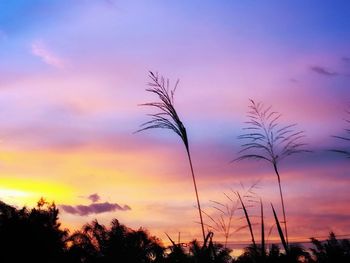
(310, 66), (338, 76)
(342, 57), (350, 64)
(104, 0), (117, 7)
(289, 78), (299, 83)
(60, 202), (131, 216)
(88, 193), (100, 203)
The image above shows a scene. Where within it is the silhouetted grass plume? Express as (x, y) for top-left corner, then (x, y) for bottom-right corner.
(202, 182), (260, 248)
(331, 107), (350, 159)
(234, 99), (310, 245)
(136, 71), (206, 242)
(202, 195), (238, 248)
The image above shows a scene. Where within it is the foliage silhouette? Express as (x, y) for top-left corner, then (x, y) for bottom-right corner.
(137, 71), (206, 242)
(165, 232), (191, 263)
(189, 233), (233, 263)
(0, 199), (67, 263)
(67, 219), (165, 263)
(310, 232), (350, 263)
(1, 199), (350, 262)
(235, 99), (310, 245)
(235, 243), (313, 263)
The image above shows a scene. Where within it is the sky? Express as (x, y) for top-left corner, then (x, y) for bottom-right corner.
(0, 0), (349, 246)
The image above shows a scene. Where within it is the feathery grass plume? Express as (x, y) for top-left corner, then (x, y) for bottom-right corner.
(235, 99), (310, 245)
(136, 71), (206, 242)
(331, 107), (350, 158)
(202, 181), (260, 248)
(201, 197), (236, 248)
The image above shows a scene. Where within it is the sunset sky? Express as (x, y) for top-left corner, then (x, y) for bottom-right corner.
(0, 0), (349, 245)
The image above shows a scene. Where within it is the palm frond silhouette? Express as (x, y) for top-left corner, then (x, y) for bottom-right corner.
(137, 71), (206, 242)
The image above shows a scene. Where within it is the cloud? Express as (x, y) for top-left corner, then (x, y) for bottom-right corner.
(104, 0), (117, 7)
(31, 40), (65, 68)
(342, 57), (350, 64)
(0, 29), (7, 40)
(60, 202), (131, 216)
(310, 66), (338, 76)
(88, 193), (100, 203)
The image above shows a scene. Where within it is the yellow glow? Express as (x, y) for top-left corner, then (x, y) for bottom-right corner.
(0, 188), (29, 197)
(0, 177), (73, 206)
(0, 148), (206, 240)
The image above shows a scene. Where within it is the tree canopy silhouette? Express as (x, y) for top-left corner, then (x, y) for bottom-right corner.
(0, 199), (67, 263)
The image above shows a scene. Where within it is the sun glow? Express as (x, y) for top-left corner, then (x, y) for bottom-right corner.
(0, 177), (73, 206)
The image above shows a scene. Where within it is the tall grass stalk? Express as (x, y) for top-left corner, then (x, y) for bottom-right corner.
(137, 71), (206, 242)
(235, 99), (310, 245)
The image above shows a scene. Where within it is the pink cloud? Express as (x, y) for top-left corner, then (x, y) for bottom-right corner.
(31, 40), (65, 68)
(60, 202), (131, 216)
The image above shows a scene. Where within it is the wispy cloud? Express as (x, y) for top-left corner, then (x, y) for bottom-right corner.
(60, 202), (131, 216)
(88, 193), (100, 203)
(342, 57), (350, 64)
(0, 29), (7, 40)
(310, 66), (338, 76)
(31, 40), (65, 68)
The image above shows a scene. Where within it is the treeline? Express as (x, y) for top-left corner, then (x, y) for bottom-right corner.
(0, 199), (349, 263)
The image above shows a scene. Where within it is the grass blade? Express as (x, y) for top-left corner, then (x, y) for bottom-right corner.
(261, 199), (265, 257)
(271, 203), (288, 254)
(237, 192), (256, 249)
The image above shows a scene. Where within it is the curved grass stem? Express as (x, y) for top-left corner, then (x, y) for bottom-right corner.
(186, 147), (206, 243)
(273, 162), (288, 245)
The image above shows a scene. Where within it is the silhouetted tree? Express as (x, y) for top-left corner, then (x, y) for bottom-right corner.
(310, 232), (350, 263)
(188, 232), (233, 263)
(66, 218), (165, 263)
(105, 219), (165, 263)
(0, 199), (68, 263)
(164, 233), (191, 263)
(66, 231), (100, 262)
(235, 243), (313, 263)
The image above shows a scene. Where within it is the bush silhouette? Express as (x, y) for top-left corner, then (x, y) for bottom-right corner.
(310, 232), (350, 263)
(67, 219), (165, 263)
